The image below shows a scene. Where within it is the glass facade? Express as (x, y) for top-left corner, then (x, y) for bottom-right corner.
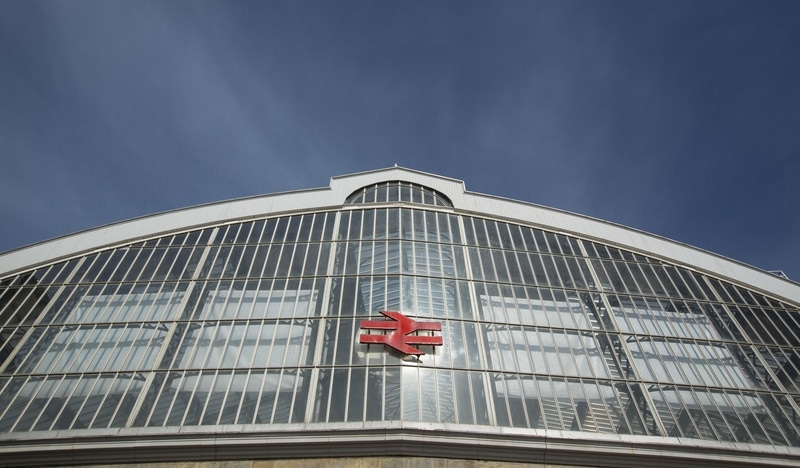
(2, 179), (800, 453)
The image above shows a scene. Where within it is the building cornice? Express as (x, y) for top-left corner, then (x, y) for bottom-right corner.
(1, 423), (798, 467)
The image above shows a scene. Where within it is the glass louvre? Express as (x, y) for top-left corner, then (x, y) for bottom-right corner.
(1, 198), (800, 452)
(345, 181), (453, 207)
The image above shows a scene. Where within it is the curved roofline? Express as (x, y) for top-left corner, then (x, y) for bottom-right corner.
(1, 166), (798, 304)
(0, 184), (329, 257)
(331, 165), (467, 187)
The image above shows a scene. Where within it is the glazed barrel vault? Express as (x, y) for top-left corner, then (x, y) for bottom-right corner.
(1, 167), (800, 467)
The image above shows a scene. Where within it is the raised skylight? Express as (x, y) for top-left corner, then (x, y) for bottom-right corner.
(345, 180), (453, 207)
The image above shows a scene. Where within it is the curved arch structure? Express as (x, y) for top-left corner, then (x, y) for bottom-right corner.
(1, 167), (800, 467)
(345, 180), (453, 207)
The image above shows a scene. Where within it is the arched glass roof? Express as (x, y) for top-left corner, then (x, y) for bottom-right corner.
(345, 181), (453, 207)
(2, 168), (800, 467)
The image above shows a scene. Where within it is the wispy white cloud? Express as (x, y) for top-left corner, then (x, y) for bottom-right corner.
(0, 1), (797, 277)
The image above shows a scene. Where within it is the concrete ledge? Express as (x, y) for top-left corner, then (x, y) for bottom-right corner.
(1, 424), (799, 467)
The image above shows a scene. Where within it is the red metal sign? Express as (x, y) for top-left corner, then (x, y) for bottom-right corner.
(359, 311), (443, 356)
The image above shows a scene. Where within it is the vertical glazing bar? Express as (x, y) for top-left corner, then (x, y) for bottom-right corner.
(304, 210), (341, 422)
(576, 238), (669, 436)
(0, 282), (80, 374)
(455, 212), (495, 425)
(123, 227), (220, 427)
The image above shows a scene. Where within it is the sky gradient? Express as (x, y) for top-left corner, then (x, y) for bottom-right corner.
(1, 1), (798, 280)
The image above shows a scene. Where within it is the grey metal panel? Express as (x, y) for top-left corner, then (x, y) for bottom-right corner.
(0, 423), (798, 467)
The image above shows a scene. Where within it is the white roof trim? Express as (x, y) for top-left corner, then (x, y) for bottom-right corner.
(1, 166), (798, 304)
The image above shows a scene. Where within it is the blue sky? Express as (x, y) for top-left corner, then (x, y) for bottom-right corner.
(1, 1), (799, 280)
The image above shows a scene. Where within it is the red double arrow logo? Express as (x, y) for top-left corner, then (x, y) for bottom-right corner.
(359, 311), (443, 356)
